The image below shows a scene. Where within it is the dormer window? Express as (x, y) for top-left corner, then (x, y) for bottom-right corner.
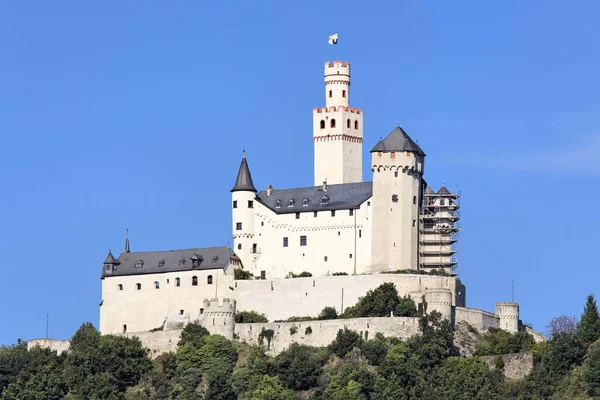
(302, 198), (309, 207)
(191, 254), (203, 268)
(288, 199), (294, 207)
(134, 260), (143, 268)
(275, 200), (282, 208)
(179, 258), (186, 266)
(320, 196), (329, 205)
(158, 260), (165, 268)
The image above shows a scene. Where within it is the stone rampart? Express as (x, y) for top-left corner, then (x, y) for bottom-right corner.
(235, 316), (421, 354)
(234, 274), (465, 322)
(455, 306), (499, 332)
(481, 352), (534, 380)
(27, 339), (71, 354)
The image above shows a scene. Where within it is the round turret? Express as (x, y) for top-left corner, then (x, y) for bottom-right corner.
(495, 302), (519, 333)
(423, 288), (453, 321)
(324, 61), (350, 108)
(200, 298), (236, 340)
(231, 152), (257, 270)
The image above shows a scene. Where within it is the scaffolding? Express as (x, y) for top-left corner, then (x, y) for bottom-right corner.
(418, 187), (461, 274)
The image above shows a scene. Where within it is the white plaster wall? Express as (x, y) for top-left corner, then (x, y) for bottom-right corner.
(235, 316), (420, 354)
(454, 307), (500, 332)
(324, 61), (350, 108)
(247, 199), (372, 279)
(120, 330), (181, 358)
(27, 339), (71, 354)
(100, 268), (234, 334)
(232, 190), (257, 270)
(234, 274), (463, 321)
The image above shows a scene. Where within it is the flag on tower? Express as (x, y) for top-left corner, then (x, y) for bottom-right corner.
(328, 33), (339, 45)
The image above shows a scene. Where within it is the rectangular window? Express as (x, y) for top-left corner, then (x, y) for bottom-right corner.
(260, 270), (266, 280)
(236, 222), (242, 230)
(313, 211), (318, 217)
(328, 90), (332, 98)
(180, 310), (184, 315)
(300, 236), (307, 246)
(349, 254), (353, 258)
(359, 229), (362, 238)
(331, 210), (335, 217)
(252, 243), (257, 253)
(248, 200), (253, 208)
(200, 308), (204, 314)
(324, 256), (328, 262)
(413, 219), (416, 227)
(392, 194), (398, 203)
(342, 90), (346, 98)
(233, 200), (237, 208)
(367, 201), (371, 206)
(295, 212), (300, 219)
(349, 209), (354, 216)
(283, 237), (288, 247)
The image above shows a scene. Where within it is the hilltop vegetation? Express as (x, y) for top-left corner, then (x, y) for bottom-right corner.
(1, 294), (600, 399)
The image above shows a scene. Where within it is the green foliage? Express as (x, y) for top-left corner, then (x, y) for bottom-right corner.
(272, 344), (325, 391)
(428, 357), (503, 399)
(475, 328), (535, 356)
(234, 268), (254, 280)
(318, 306), (338, 320)
(341, 282), (400, 318)
(0, 341), (30, 393)
(394, 295), (417, 317)
(235, 310), (268, 323)
(240, 375), (298, 400)
(360, 333), (389, 366)
(329, 328), (364, 358)
(178, 322), (209, 347)
(285, 271), (313, 278)
(584, 341), (600, 397)
(289, 326), (297, 335)
(332, 272), (348, 276)
(576, 294), (600, 347)
(317, 361), (377, 400)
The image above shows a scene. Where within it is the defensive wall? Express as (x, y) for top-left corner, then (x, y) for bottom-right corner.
(233, 273), (466, 322)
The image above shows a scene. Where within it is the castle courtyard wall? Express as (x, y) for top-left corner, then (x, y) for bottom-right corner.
(454, 306), (500, 332)
(234, 274), (465, 322)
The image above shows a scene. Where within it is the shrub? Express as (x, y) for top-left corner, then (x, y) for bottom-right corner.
(272, 344), (325, 391)
(234, 268), (253, 280)
(318, 306), (338, 320)
(361, 333), (389, 366)
(285, 316), (313, 322)
(329, 328), (364, 358)
(289, 326), (298, 335)
(341, 282), (400, 318)
(285, 271), (313, 278)
(395, 295), (417, 317)
(235, 311), (268, 323)
(474, 328), (535, 356)
(178, 323), (210, 347)
(305, 326), (313, 335)
(332, 272), (348, 276)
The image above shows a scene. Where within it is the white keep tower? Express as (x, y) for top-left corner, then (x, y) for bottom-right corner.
(313, 61), (364, 186)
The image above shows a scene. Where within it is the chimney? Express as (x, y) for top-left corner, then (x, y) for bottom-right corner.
(267, 185), (273, 197)
(322, 180), (327, 192)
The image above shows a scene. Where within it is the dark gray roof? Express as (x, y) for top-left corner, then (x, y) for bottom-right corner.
(102, 246), (237, 278)
(104, 251), (119, 264)
(424, 186), (434, 195)
(437, 186), (451, 195)
(256, 182), (372, 214)
(370, 126), (425, 156)
(231, 152), (257, 192)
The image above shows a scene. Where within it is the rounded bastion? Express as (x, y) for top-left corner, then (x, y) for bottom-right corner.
(495, 302), (519, 333)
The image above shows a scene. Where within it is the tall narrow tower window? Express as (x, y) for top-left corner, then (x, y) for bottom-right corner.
(347, 119), (351, 128)
(342, 90), (346, 98)
(330, 119), (336, 128)
(354, 120), (359, 130)
(320, 120), (325, 129)
(328, 90), (332, 98)
(236, 222), (242, 230)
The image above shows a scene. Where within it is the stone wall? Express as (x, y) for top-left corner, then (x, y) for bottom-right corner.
(455, 306), (499, 332)
(481, 352), (534, 380)
(27, 339), (71, 354)
(235, 316), (421, 355)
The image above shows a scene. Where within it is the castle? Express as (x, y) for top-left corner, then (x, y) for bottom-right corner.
(83, 60), (544, 354)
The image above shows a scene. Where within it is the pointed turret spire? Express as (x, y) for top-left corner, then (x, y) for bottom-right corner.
(104, 250), (119, 264)
(231, 151), (257, 193)
(370, 126), (426, 156)
(124, 229), (130, 253)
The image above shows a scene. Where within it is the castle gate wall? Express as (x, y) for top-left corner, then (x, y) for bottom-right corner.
(454, 306), (499, 332)
(234, 274), (464, 322)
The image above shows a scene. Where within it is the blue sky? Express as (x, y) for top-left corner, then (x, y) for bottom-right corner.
(1, 1), (599, 345)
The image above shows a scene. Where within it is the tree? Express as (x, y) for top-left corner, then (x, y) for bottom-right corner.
(178, 323), (210, 347)
(360, 333), (389, 366)
(546, 315), (578, 339)
(0, 341), (30, 393)
(394, 295), (417, 317)
(329, 328), (363, 358)
(341, 283), (399, 318)
(428, 357), (503, 400)
(235, 310), (268, 323)
(318, 361), (376, 400)
(273, 344), (324, 390)
(584, 341), (600, 397)
(576, 294), (600, 347)
(240, 375), (298, 400)
(318, 306), (338, 320)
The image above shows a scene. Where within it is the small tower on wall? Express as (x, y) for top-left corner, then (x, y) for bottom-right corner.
(313, 61), (364, 186)
(231, 152), (257, 272)
(370, 127), (425, 272)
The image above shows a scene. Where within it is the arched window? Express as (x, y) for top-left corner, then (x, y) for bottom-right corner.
(175, 277), (180, 287)
(320, 120), (325, 129)
(330, 119), (336, 128)
(354, 120), (359, 130)
(136, 283), (141, 290)
(347, 119), (351, 128)
(118, 284), (123, 291)
(275, 200), (282, 208)
(154, 281), (160, 289)
(302, 198), (309, 207)
(440, 199), (446, 206)
(207, 275), (213, 285)
(320, 195), (329, 205)
(192, 276), (198, 286)
(288, 199), (294, 207)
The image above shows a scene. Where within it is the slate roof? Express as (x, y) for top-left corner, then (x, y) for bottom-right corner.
(102, 246), (237, 278)
(231, 152), (257, 192)
(424, 186), (435, 195)
(104, 251), (119, 264)
(371, 126), (426, 156)
(437, 186), (451, 195)
(256, 182), (372, 214)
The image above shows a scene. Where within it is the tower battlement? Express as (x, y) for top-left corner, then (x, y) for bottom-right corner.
(313, 106), (362, 114)
(325, 60), (350, 72)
